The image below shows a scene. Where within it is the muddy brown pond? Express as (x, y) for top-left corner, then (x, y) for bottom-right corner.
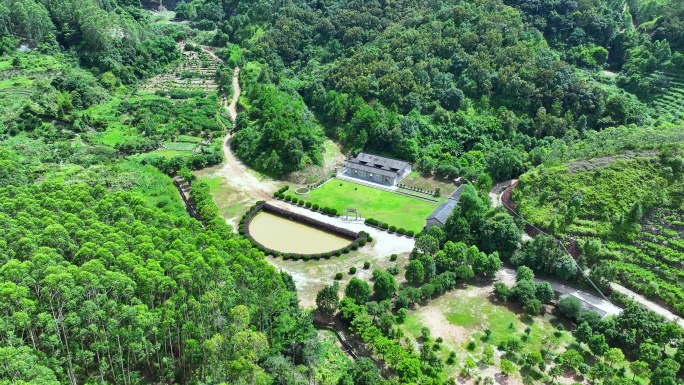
(248, 211), (352, 254)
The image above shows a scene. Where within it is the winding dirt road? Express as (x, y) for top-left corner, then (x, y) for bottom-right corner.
(227, 67), (240, 124)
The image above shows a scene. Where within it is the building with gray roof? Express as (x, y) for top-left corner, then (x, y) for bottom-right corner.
(343, 152), (412, 186)
(425, 185), (465, 229)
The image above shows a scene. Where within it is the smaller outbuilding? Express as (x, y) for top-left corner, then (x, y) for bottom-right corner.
(425, 185), (465, 229)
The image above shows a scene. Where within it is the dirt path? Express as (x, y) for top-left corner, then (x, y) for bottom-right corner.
(227, 67), (240, 124)
(218, 134), (275, 202)
(199, 46), (240, 124)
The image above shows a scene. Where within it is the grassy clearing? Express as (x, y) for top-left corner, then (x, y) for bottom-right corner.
(99, 125), (140, 147)
(299, 180), (440, 233)
(201, 176), (253, 221)
(162, 141), (198, 151)
(399, 286), (572, 382)
(400, 171), (461, 196)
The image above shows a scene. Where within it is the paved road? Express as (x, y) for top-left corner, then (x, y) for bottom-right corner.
(497, 268), (621, 317)
(543, 279), (622, 317)
(611, 283), (684, 327)
(489, 179), (515, 208)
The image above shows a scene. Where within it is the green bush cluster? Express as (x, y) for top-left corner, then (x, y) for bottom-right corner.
(349, 267), (357, 274)
(397, 183), (435, 196)
(274, 185), (290, 198)
(335, 273), (343, 280)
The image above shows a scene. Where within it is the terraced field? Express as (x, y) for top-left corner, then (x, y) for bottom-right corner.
(140, 43), (221, 93)
(647, 71), (684, 119)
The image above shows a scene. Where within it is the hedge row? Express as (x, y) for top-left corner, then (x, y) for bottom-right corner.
(397, 183), (436, 196)
(364, 218), (416, 237)
(273, 185), (290, 197)
(190, 180), (233, 234)
(308, 173), (335, 190)
(274, 193), (340, 216)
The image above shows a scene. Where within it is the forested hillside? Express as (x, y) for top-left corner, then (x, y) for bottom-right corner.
(172, 0), (684, 178)
(513, 125), (684, 316)
(0, 153), (332, 384)
(2, 0), (684, 383)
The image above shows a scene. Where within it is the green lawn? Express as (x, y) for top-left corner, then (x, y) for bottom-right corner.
(299, 180), (441, 233)
(445, 296), (572, 352)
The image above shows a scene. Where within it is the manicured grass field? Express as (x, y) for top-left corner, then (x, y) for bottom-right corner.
(299, 180), (440, 233)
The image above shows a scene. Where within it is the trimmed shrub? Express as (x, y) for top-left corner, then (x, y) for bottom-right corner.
(381, 223), (389, 230)
(390, 254), (397, 261)
(335, 273), (343, 280)
(343, 247), (350, 254)
(363, 261), (371, 269)
(292, 254), (300, 261)
(241, 214), (247, 219)
(366, 235), (373, 242)
(389, 225), (397, 232)
(312, 203), (320, 210)
(303, 255), (310, 261)
(291, 197), (299, 203)
(334, 250), (341, 256)
(325, 252), (332, 258)
(407, 230), (415, 237)
(397, 228), (406, 235)
(359, 238), (366, 246)
(274, 251), (281, 258)
(349, 267), (357, 274)
(298, 201), (304, 206)
(285, 195), (292, 202)
(351, 243), (359, 250)
(283, 254), (291, 260)
(305, 201), (312, 208)
(314, 254), (321, 260)
(387, 266), (400, 275)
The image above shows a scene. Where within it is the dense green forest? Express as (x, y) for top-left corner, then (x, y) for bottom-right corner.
(174, 0), (684, 178)
(2, 0), (684, 383)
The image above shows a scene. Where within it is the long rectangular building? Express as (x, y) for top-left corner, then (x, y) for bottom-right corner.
(343, 152), (412, 186)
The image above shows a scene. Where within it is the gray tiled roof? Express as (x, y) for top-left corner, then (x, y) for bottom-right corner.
(426, 200), (456, 225)
(354, 152), (410, 171)
(449, 185), (466, 200)
(426, 185), (467, 225)
(344, 161), (399, 178)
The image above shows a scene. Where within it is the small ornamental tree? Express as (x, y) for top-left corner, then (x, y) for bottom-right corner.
(316, 282), (339, 319)
(345, 277), (371, 305)
(373, 272), (397, 301)
(405, 260), (425, 286)
(500, 359), (517, 377)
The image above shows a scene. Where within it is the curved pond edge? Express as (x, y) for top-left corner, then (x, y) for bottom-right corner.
(242, 202), (369, 260)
